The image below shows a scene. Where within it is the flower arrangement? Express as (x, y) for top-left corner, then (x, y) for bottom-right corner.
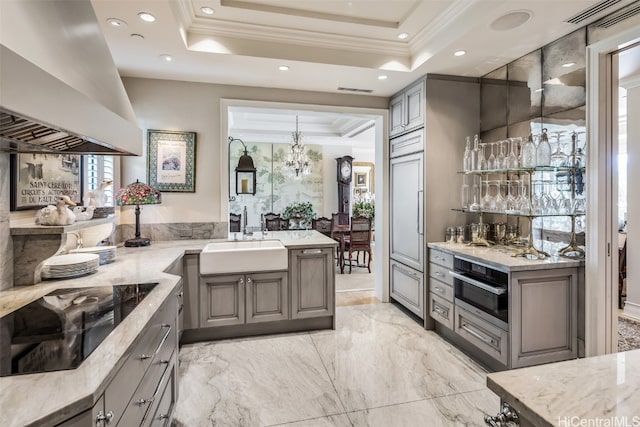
(353, 201), (374, 220)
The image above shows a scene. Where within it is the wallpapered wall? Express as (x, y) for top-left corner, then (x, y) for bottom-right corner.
(229, 142), (323, 228)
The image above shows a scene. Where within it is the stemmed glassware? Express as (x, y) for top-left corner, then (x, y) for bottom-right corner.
(492, 179), (507, 212)
(478, 144), (488, 171)
(515, 176), (532, 214)
(505, 178), (517, 212)
(506, 138), (520, 169)
(550, 130), (568, 168)
(497, 141), (507, 170)
(487, 143), (497, 170)
(481, 178), (492, 211)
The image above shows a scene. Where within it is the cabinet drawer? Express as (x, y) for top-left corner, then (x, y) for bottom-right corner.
(390, 260), (423, 318)
(145, 359), (177, 427)
(454, 305), (508, 365)
(429, 277), (453, 302)
(429, 293), (453, 329)
(390, 128), (424, 158)
(429, 263), (453, 286)
(429, 250), (453, 269)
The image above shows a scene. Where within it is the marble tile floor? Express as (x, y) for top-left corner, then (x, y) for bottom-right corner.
(335, 290), (379, 307)
(334, 260), (374, 292)
(172, 303), (499, 427)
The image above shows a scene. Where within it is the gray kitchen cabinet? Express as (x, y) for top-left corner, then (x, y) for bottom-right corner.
(510, 267), (578, 368)
(56, 287), (180, 427)
(429, 292), (453, 329)
(428, 248), (454, 328)
(454, 301), (509, 366)
(182, 254), (199, 330)
(199, 271), (288, 327)
(290, 248), (334, 319)
(389, 79), (425, 138)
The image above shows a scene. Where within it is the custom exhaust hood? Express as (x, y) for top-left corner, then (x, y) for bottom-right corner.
(0, 1), (142, 156)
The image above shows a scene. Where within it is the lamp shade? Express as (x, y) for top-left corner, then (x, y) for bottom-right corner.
(115, 180), (162, 206)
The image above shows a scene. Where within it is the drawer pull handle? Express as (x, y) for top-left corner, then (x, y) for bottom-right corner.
(139, 354), (153, 360)
(135, 397), (155, 406)
(461, 322), (498, 347)
(154, 324), (173, 355)
(158, 414), (170, 420)
(434, 286), (443, 293)
(434, 271), (443, 277)
(433, 306), (448, 317)
(303, 249), (323, 254)
(95, 410), (114, 426)
(177, 292), (184, 298)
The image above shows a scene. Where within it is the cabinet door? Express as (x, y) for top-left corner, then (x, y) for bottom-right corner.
(404, 79), (425, 132)
(390, 260), (424, 318)
(183, 254), (199, 330)
(246, 271), (289, 323)
(510, 268), (578, 368)
(390, 151), (424, 271)
(290, 248), (335, 319)
(200, 274), (245, 327)
(389, 92), (405, 137)
(55, 396), (105, 427)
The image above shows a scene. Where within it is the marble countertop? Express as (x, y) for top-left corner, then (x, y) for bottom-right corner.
(428, 242), (584, 272)
(487, 350), (640, 426)
(0, 231), (336, 426)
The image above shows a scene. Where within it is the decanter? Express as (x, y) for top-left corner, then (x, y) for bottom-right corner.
(463, 136), (472, 172)
(470, 134), (480, 171)
(521, 133), (536, 168)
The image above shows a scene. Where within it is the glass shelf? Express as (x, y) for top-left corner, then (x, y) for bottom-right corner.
(458, 166), (585, 174)
(452, 208), (586, 218)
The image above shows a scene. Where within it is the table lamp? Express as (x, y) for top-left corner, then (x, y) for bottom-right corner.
(115, 179), (162, 247)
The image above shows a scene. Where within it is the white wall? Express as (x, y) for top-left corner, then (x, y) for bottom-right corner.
(623, 76), (640, 320)
(120, 77), (388, 225)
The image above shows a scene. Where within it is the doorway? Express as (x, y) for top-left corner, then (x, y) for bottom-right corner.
(220, 99), (389, 304)
(586, 26), (640, 356)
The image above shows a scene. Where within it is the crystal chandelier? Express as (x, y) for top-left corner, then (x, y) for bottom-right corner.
(284, 115), (310, 177)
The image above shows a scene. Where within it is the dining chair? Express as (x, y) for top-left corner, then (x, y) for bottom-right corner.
(331, 212), (350, 226)
(229, 212), (241, 232)
(312, 217), (333, 237)
(263, 212), (282, 231)
(342, 216), (372, 273)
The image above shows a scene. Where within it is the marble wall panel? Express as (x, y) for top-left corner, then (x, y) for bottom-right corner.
(0, 153), (12, 290)
(117, 221), (227, 244)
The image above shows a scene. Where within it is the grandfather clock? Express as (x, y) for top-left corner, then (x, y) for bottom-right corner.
(336, 156), (353, 214)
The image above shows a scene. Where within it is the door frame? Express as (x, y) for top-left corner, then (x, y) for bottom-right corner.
(585, 25), (640, 356)
(220, 99), (389, 302)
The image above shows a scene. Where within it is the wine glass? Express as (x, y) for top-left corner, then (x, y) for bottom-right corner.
(487, 143), (497, 170)
(550, 130), (568, 168)
(478, 144), (487, 171)
(515, 177), (532, 214)
(506, 138), (520, 169)
(481, 178), (493, 211)
(505, 178), (517, 212)
(497, 140), (507, 170)
(492, 179), (507, 213)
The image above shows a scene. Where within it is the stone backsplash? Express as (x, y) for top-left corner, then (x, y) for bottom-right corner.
(115, 222), (228, 244)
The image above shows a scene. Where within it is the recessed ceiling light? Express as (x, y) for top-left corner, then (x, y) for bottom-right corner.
(454, 50), (466, 57)
(490, 10), (532, 31)
(106, 18), (127, 27)
(397, 33), (409, 40)
(138, 12), (156, 22)
(201, 7), (215, 15)
(160, 54), (173, 62)
(279, 65), (289, 71)
(562, 62), (576, 68)
(378, 75), (388, 80)
(130, 33), (144, 39)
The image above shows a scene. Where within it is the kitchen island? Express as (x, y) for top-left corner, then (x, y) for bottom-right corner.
(486, 349), (640, 426)
(427, 242), (584, 371)
(0, 230), (337, 427)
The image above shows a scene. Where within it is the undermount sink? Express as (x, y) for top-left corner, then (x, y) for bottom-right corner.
(199, 239), (288, 274)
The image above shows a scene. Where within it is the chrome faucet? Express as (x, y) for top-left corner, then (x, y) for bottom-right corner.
(242, 206), (253, 236)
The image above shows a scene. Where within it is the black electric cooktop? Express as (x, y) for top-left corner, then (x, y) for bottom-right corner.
(0, 283), (158, 377)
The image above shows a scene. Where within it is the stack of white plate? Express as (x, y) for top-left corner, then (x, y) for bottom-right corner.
(69, 246), (117, 265)
(41, 254), (100, 280)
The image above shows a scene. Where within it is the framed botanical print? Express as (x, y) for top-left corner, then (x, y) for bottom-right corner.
(10, 153), (83, 211)
(147, 130), (197, 192)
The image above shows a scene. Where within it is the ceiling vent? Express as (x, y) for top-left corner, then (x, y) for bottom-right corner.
(565, 0), (622, 24)
(337, 87), (374, 94)
(595, 1), (640, 27)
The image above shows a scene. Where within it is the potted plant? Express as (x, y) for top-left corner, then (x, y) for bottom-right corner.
(282, 201), (316, 229)
(353, 201), (374, 222)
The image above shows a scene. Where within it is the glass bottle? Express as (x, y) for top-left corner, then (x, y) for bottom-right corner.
(470, 134), (480, 171)
(460, 174), (470, 209)
(478, 143), (487, 171)
(536, 128), (551, 167)
(521, 133), (536, 168)
(463, 136), (472, 172)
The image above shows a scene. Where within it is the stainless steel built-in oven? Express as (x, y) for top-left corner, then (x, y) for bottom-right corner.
(451, 257), (508, 324)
